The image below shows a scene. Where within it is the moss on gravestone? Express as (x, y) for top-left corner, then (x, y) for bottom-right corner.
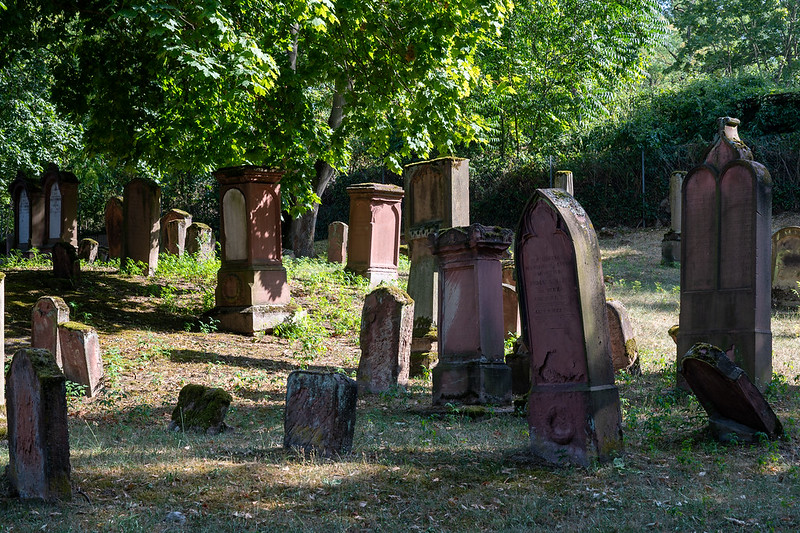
(170, 384), (232, 435)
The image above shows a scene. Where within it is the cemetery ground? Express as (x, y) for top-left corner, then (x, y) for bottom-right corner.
(2, 218), (800, 532)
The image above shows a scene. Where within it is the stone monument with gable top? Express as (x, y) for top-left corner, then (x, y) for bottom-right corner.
(210, 165), (291, 334)
(121, 178), (161, 276)
(104, 196), (124, 259)
(9, 171), (45, 251)
(516, 188), (623, 466)
(41, 164), (79, 248)
(346, 183), (404, 286)
(678, 117), (772, 391)
(771, 226), (800, 307)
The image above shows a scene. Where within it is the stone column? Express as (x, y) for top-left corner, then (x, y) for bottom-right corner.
(346, 183), (404, 286)
(122, 178), (161, 276)
(211, 165), (291, 334)
(104, 197), (124, 259)
(661, 171), (686, 265)
(42, 164), (79, 248)
(430, 223), (513, 405)
(554, 170), (574, 196)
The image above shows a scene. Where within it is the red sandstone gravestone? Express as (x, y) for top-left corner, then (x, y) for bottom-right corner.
(78, 238), (99, 263)
(605, 299), (639, 373)
(42, 163), (79, 248)
(327, 221), (348, 264)
(31, 296), (70, 368)
(554, 170), (574, 196)
(58, 322), (104, 398)
(52, 242), (80, 282)
(516, 189), (623, 466)
(662, 170), (685, 265)
(160, 208), (192, 256)
(0, 272), (4, 410)
(104, 196), (124, 259)
(186, 222), (213, 258)
(678, 118), (772, 391)
(502, 283), (521, 339)
(122, 178), (161, 276)
(9, 172), (45, 251)
(771, 226), (800, 308)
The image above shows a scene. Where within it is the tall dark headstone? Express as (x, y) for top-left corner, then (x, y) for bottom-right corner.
(104, 196), (124, 259)
(122, 178), (161, 276)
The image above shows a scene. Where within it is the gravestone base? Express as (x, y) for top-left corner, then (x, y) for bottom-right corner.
(505, 352), (531, 396)
(409, 352), (438, 378)
(215, 266), (290, 308)
(661, 232), (680, 265)
(432, 361), (511, 405)
(211, 304), (294, 335)
(348, 264), (398, 286)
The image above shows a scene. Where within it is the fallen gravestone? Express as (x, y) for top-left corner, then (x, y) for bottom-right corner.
(58, 321), (104, 397)
(357, 286), (414, 393)
(284, 371), (357, 458)
(31, 296), (70, 368)
(327, 221), (348, 264)
(169, 384), (232, 435)
(78, 238), (99, 263)
(605, 299), (639, 373)
(52, 241), (80, 282)
(7, 348), (71, 501)
(771, 226), (800, 308)
(680, 343), (783, 443)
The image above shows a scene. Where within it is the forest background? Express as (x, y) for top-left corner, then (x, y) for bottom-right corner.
(0, 0), (798, 252)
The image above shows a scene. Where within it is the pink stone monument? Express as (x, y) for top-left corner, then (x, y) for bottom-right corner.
(771, 226), (800, 307)
(160, 208), (192, 255)
(9, 172), (45, 251)
(679, 117), (772, 390)
(122, 178), (161, 276)
(186, 222), (214, 258)
(58, 322), (104, 398)
(41, 163), (79, 248)
(516, 189), (623, 466)
(327, 221), (348, 264)
(346, 183), (404, 285)
(429, 223), (513, 405)
(104, 196), (124, 259)
(212, 165), (291, 334)
(31, 296), (70, 368)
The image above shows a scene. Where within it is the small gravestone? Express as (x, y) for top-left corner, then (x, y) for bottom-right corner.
(186, 222), (213, 258)
(77, 238), (99, 263)
(357, 286), (414, 393)
(506, 338), (531, 397)
(284, 371), (357, 458)
(122, 178), (161, 276)
(52, 241), (80, 282)
(327, 221), (348, 263)
(104, 196), (124, 259)
(771, 226), (800, 307)
(554, 170), (574, 196)
(168, 384), (232, 435)
(502, 260), (516, 287)
(160, 208), (192, 256)
(31, 296), (70, 368)
(0, 272), (4, 410)
(605, 299), (639, 373)
(680, 343), (783, 443)
(502, 283), (520, 339)
(7, 348), (71, 501)
(58, 322), (104, 397)
(662, 171), (685, 264)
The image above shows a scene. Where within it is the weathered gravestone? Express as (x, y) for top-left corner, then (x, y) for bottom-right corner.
(327, 221), (348, 264)
(122, 178), (161, 276)
(211, 166), (291, 334)
(42, 163), (79, 248)
(78, 238), (99, 263)
(680, 343), (783, 443)
(58, 322), (104, 397)
(7, 348), (71, 501)
(104, 196), (124, 259)
(516, 188), (623, 465)
(0, 272), (4, 411)
(357, 286), (414, 393)
(678, 117), (772, 391)
(9, 172), (45, 251)
(284, 371), (357, 458)
(662, 171), (686, 265)
(346, 183), (404, 286)
(771, 226), (800, 307)
(605, 299), (639, 373)
(185, 222), (213, 258)
(554, 170), (574, 196)
(168, 384), (232, 435)
(52, 241), (80, 282)
(31, 296), (70, 368)
(430, 224), (513, 405)
(160, 208), (192, 256)
(502, 284), (521, 339)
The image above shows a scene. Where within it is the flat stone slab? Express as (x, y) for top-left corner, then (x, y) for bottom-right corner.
(680, 343), (783, 442)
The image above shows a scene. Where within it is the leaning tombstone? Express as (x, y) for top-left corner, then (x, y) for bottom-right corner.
(7, 348), (71, 501)
(77, 238), (99, 263)
(185, 222), (213, 258)
(327, 221), (348, 264)
(160, 208), (192, 255)
(41, 164), (79, 248)
(357, 287), (414, 393)
(554, 170), (574, 196)
(52, 242), (80, 283)
(661, 171), (686, 264)
(121, 178), (161, 276)
(516, 188), (623, 465)
(605, 299), (639, 373)
(678, 118), (772, 391)
(771, 226), (800, 308)
(284, 371), (357, 458)
(104, 196), (124, 259)
(58, 322), (104, 397)
(430, 224), (513, 405)
(168, 384), (232, 435)
(680, 343), (783, 443)
(9, 171), (45, 251)
(31, 296), (70, 368)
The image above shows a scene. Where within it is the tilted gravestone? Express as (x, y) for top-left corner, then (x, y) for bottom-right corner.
(169, 384), (232, 435)
(7, 348), (71, 501)
(41, 163), (79, 248)
(605, 299), (639, 373)
(516, 188), (623, 465)
(104, 196), (124, 259)
(52, 241), (80, 282)
(678, 118), (772, 391)
(122, 178), (161, 276)
(78, 238), (99, 263)
(185, 222), (213, 258)
(357, 286), (414, 393)
(327, 221), (348, 264)
(9, 171), (45, 251)
(771, 226), (800, 308)
(31, 296), (70, 368)
(680, 343), (782, 443)
(58, 322), (104, 398)
(284, 371), (357, 458)
(160, 208), (192, 256)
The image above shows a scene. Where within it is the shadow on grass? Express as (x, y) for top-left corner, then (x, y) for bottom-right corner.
(167, 349), (298, 373)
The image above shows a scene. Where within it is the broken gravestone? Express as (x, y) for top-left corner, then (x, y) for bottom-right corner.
(7, 348), (71, 501)
(284, 371), (357, 458)
(680, 343), (783, 443)
(31, 296), (70, 368)
(168, 384), (232, 435)
(357, 286), (414, 393)
(605, 299), (639, 373)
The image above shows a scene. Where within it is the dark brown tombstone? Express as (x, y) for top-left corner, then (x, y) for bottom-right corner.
(771, 226), (800, 307)
(160, 208), (192, 255)
(679, 118), (772, 391)
(327, 221), (348, 264)
(212, 166), (290, 334)
(0, 272), (4, 410)
(77, 238), (99, 263)
(104, 196), (124, 259)
(605, 299), (639, 372)
(554, 170), (574, 196)
(346, 183), (404, 286)
(516, 188), (623, 466)
(41, 164), (79, 248)
(31, 296), (70, 368)
(430, 224), (513, 405)
(357, 287), (414, 393)
(52, 242), (80, 282)
(122, 178), (161, 276)
(7, 348), (71, 501)
(185, 222), (213, 258)
(284, 371), (358, 458)
(58, 322), (104, 398)
(403, 158), (470, 331)
(9, 172), (45, 251)
(662, 171), (686, 265)
(680, 343), (783, 442)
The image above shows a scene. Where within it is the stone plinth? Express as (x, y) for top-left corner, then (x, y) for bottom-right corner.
(169, 384), (232, 435)
(104, 196), (123, 259)
(605, 299), (639, 372)
(78, 238), (99, 263)
(284, 371), (357, 458)
(7, 348), (71, 501)
(186, 222), (213, 258)
(679, 118), (772, 391)
(31, 296), (70, 368)
(42, 164), (79, 248)
(9, 172), (45, 251)
(430, 223), (513, 405)
(516, 189), (622, 466)
(212, 166), (290, 334)
(160, 208), (192, 255)
(52, 242), (80, 282)
(771, 226), (800, 307)
(327, 221), (348, 263)
(554, 170), (574, 196)
(346, 183), (404, 286)
(58, 322), (104, 398)
(357, 287), (414, 393)
(122, 178), (161, 276)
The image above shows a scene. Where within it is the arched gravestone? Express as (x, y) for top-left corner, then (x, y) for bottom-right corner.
(9, 172), (45, 251)
(42, 164), (79, 248)
(104, 197), (124, 259)
(516, 189), (622, 466)
(122, 178), (161, 276)
(678, 118), (772, 391)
